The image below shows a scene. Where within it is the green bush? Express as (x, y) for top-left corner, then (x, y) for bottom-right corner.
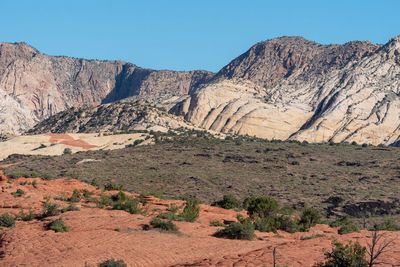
(103, 181), (123, 191)
(316, 241), (368, 267)
(372, 218), (400, 231)
(68, 189), (81, 202)
(98, 195), (113, 208)
(299, 207), (321, 231)
(0, 213), (15, 227)
(150, 217), (178, 232)
(179, 197), (200, 222)
(98, 259), (127, 267)
(244, 196), (279, 218)
(254, 217), (278, 232)
(214, 221), (255, 240)
(63, 148), (72, 155)
(18, 209), (35, 221)
(62, 204), (80, 212)
(275, 215), (299, 233)
(330, 217), (360, 235)
(112, 193), (141, 214)
(47, 218), (69, 232)
(12, 188), (25, 197)
(214, 194), (241, 209)
(42, 201), (61, 217)
(209, 220), (225, 227)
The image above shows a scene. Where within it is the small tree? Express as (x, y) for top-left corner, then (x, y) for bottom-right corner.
(366, 230), (394, 267)
(316, 241), (368, 267)
(244, 196), (279, 218)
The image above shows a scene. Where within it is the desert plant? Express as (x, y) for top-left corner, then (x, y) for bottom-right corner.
(150, 217), (178, 232)
(0, 213), (15, 228)
(98, 195), (113, 208)
(98, 259), (127, 267)
(112, 193), (141, 214)
(103, 181), (123, 191)
(299, 207), (321, 231)
(367, 230), (394, 267)
(244, 196), (279, 218)
(214, 220), (255, 240)
(68, 189), (81, 202)
(330, 217), (360, 235)
(209, 220), (225, 227)
(214, 194), (241, 209)
(371, 219), (400, 231)
(42, 201), (61, 217)
(316, 241), (368, 267)
(254, 216), (278, 232)
(12, 188), (25, 197)
(63, 148), (72, 155)
(179, 197), (200, 222)
(62, 204), (80, 212)
(47, 218), (69, 232)
(18, 209), (35, 221)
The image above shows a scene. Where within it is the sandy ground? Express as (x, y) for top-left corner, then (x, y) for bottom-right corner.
(0, 133), (149, 160)
(1, 172), (400, 267)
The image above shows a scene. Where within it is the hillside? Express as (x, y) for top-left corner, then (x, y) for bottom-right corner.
(172, 36), (400, 145)
(0, 42), (212, 135)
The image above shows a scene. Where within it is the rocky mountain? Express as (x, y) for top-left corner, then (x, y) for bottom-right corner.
(0, 42), (212, 135)
(27, 99), (195, 134)
(172, 36), (400, 145)
(2, 36), (400, 145)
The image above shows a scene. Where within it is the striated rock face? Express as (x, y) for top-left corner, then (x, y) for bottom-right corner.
(27, 100), (196, 134)
(173, 36), (400, 145)
(0, 42), (212, 135)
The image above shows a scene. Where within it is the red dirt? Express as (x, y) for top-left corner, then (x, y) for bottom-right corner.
(48, 133), (97, 149)
(1, 174), (399, 267)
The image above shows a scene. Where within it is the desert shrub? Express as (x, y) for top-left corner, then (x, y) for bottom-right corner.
(103, 181), (123, 191)
(42, 201), (61, 217)
(47, 218), (69, 232)
(82, 189), (95, 202)
(63, 148), (72, 155)
(214, 221), (255, 240)
(156, 212), (179, 221)
(98, 259), (127, 267)
(112, 193), (141, 214)
(276, 215), (299, 233)
(12, 188), (25, 197)
(62, 204), (80, 212)
(98, 195), (113, 208)
(68, 189), (81, 202)
(209, 220), (225, 227)
(214, 194), (241, 210)
(254, 216), (278, 232)
(330, 217), (360, 235)
(371, 218), (400, 231)
(300, 234), (325, 240)
(0, 213), (15, 227)
(299, 207), (321, 231)
(316, 241), (368, 267)
(18, 209), (35, 221)
(179, 197), (200, 222)
(244, 196), (279, 218)
(166, 204), (179, 213)
(90, 178), (100, 188)
(150, 217), (178, 232)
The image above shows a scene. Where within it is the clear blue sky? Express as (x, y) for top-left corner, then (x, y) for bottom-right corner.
(1, 0), (399, 72)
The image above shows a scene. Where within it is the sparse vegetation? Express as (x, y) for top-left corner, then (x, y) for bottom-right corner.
(179, 197), (200, 222)
(300, 234), (325, 240)
(209, 220), (225, 227)
(214, 220), (255, 240)
(12, 188), (25, 197)
(0, 213), (15, 228)
(214, 194), (241, 209)
(42, 201), (61, 217)
(47, 218), (69, 232)
(150, 217), (179, 232)
(330, 217), (360, 235)
(18, 209), (35, 221)
(299, 207), (321, 231)
(316, 241), (368, 267)
(63, 148), (72, 155)
(111, 191), (141, 214)
(68, 189), (81, 202)
(98, 259), (127, 267)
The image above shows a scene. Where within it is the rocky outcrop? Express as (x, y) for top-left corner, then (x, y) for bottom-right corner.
(27, 100), (196, 134)
(0, 42), (212, 135)
(172, 36), (400, 145)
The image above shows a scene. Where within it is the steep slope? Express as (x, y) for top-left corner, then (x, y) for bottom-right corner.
(172, 36), (400, 145)
(28, 100), (196, 134)
(0, 42), (212, 135)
